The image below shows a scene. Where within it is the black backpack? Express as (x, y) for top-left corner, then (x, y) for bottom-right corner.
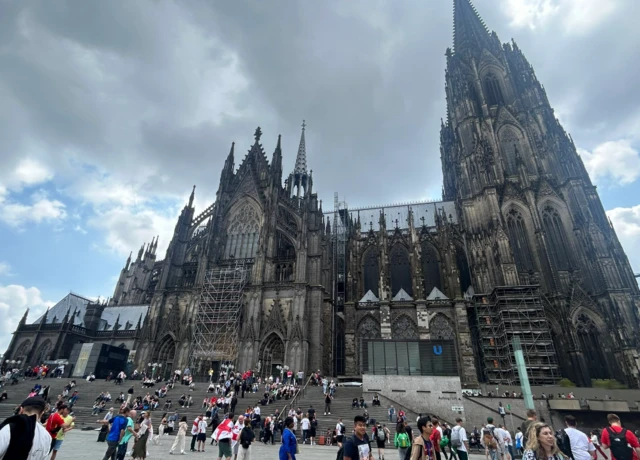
(607, 428), (634, 460)
(336, 435), (356, 460)
(556, 429), (573, 459)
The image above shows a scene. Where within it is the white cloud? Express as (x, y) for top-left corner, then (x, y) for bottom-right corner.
(578, 140), (640, 185)
(607, 205), (640, 273)
(0, 284), (55, 352)
(13, 158), (54, 188)
(88, 205), (179, 258)
(0, 262), (12, 277)
(503, 0), (617, 32)
(0, 158), (54, 192)
(0, 193), (67, 228)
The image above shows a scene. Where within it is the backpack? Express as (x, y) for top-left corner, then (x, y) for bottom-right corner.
(482, 426), (497, 450)
(451, 426), (462, 448)
(339, 423), (345, 435)
(607, 428), (634, 460)
(377, 428), (386, 441)
(397, 432), (410, 448)
(440, 436), (450, 449)
(556, 429), (573, 459)
(336, 435), (356, 460)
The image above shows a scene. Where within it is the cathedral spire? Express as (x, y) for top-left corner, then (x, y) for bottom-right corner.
(453, 0), (491, 54)
(294, 120), (308, 175)
(271, 134), (283, 186)
(188, 185), (195, 208)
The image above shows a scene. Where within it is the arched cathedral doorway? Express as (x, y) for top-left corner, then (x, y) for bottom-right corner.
(152, 335), (176, 380)
(259, 333), (285, 380)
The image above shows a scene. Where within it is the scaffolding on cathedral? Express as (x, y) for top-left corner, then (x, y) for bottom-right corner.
(473, 285), (560, 386)
(190, 259), (249, 373)
(332, 193), (348, 375)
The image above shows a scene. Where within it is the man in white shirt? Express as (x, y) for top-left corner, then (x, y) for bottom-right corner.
(563, 415), (595, 460)
(253, 405), (261, 416)
(452, 418), (469, 460)
(336, 418), (345, 447)
(232, 415), (245, 458)
(0, 396), (52, 460)
(497, 425), (513, 460)
(301, 416), (310, 444)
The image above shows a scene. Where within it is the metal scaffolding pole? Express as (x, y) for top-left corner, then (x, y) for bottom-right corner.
(190, 259), (249, 373)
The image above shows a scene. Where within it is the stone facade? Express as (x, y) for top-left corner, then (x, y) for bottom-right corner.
(441, 0), (640, 387)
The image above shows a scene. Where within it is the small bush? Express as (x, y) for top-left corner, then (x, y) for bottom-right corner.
(558, 378), (576, 388)
(591, 379), (627, 390)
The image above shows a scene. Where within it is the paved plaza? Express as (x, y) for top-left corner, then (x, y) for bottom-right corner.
(53, 429), (491, 460)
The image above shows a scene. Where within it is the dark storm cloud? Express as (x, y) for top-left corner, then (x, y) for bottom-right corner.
(0, 0), (638, 210)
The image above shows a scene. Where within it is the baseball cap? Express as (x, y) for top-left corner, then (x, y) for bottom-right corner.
(21, 396), (46, 411)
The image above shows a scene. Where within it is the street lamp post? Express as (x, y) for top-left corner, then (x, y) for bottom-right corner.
(148, 362), (162, 379)
(276, 365), (290, 383)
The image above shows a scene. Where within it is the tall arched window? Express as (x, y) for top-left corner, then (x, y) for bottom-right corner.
(542, 206), (570, 270)
(224, 203), (260, 259)
(506, 209), (534, 273)
(575, 314), (608, 379)
(483, 74), (504, 106)
(390, 245), (413, 297)
(363, 249), (380, 297)
(421, 243), (442, 296)
(456, 247), (472, 293)
(499, 127), (522, 175)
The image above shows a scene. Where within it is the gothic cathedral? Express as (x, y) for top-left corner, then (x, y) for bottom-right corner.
(5, 0), (640, 388)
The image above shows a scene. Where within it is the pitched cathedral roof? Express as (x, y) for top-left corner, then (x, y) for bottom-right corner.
(453, 0), (492, 54)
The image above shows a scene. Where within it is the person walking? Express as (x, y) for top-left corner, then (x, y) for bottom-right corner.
(0, 396), (52, 460)
(343, 415), (374, 460)
(450, 418), (469, 460)
(238, 418), (255, 460)
(410, 417), (436, 460)
(116, 409), (137, 460)
(309, 416), (317, 446)
(374, 423), (388, 460)
(279, 417), (298, 460)
(515, 429), (523, 455)
(301, 415), (310, 444)
(169, 416), (188, 455)
(600, 413), (640, 460)
(389, 406), (396, 423)
(522, 423), (563, 460)
(100, 407), (131, 460)
(561, 415), (594, 460)
(395, 422), (412, 460)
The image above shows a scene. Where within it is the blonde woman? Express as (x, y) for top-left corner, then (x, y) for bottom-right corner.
(522, 423), (564, 460)
(169, 416), (188, 455)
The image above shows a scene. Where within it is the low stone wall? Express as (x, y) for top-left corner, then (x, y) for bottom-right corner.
(362, 375), (464, 424)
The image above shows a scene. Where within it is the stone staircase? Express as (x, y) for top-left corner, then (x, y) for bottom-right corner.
(0, 376), (291, 432)
(292, 385), (403, 443)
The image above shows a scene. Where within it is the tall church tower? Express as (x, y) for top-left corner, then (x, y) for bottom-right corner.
(441, 0), (640, 386)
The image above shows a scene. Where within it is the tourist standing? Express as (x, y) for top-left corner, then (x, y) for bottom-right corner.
(101, 407), (130, 460)
(522, 423), (563, 460)
(49, 406), (75, 460)
(116, 409), (137, 460)
(238, 418), (255, 460)
(132, 411), (152, 460)
(336, 417), (346, 447)
(325, 393), (333, 415)
(190, 415), (201, 452)
(395, 422), (412, 460)
(0, 396), (52, 460)
(279, 417), (297, 460)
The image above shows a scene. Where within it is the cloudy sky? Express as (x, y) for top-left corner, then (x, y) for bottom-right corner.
(1, 0), (640, 352)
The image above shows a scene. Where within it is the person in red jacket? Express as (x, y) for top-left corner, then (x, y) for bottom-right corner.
(601, 413), (640, 460)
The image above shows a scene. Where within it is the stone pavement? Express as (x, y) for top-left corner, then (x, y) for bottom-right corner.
(53, 429), (490, 460)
